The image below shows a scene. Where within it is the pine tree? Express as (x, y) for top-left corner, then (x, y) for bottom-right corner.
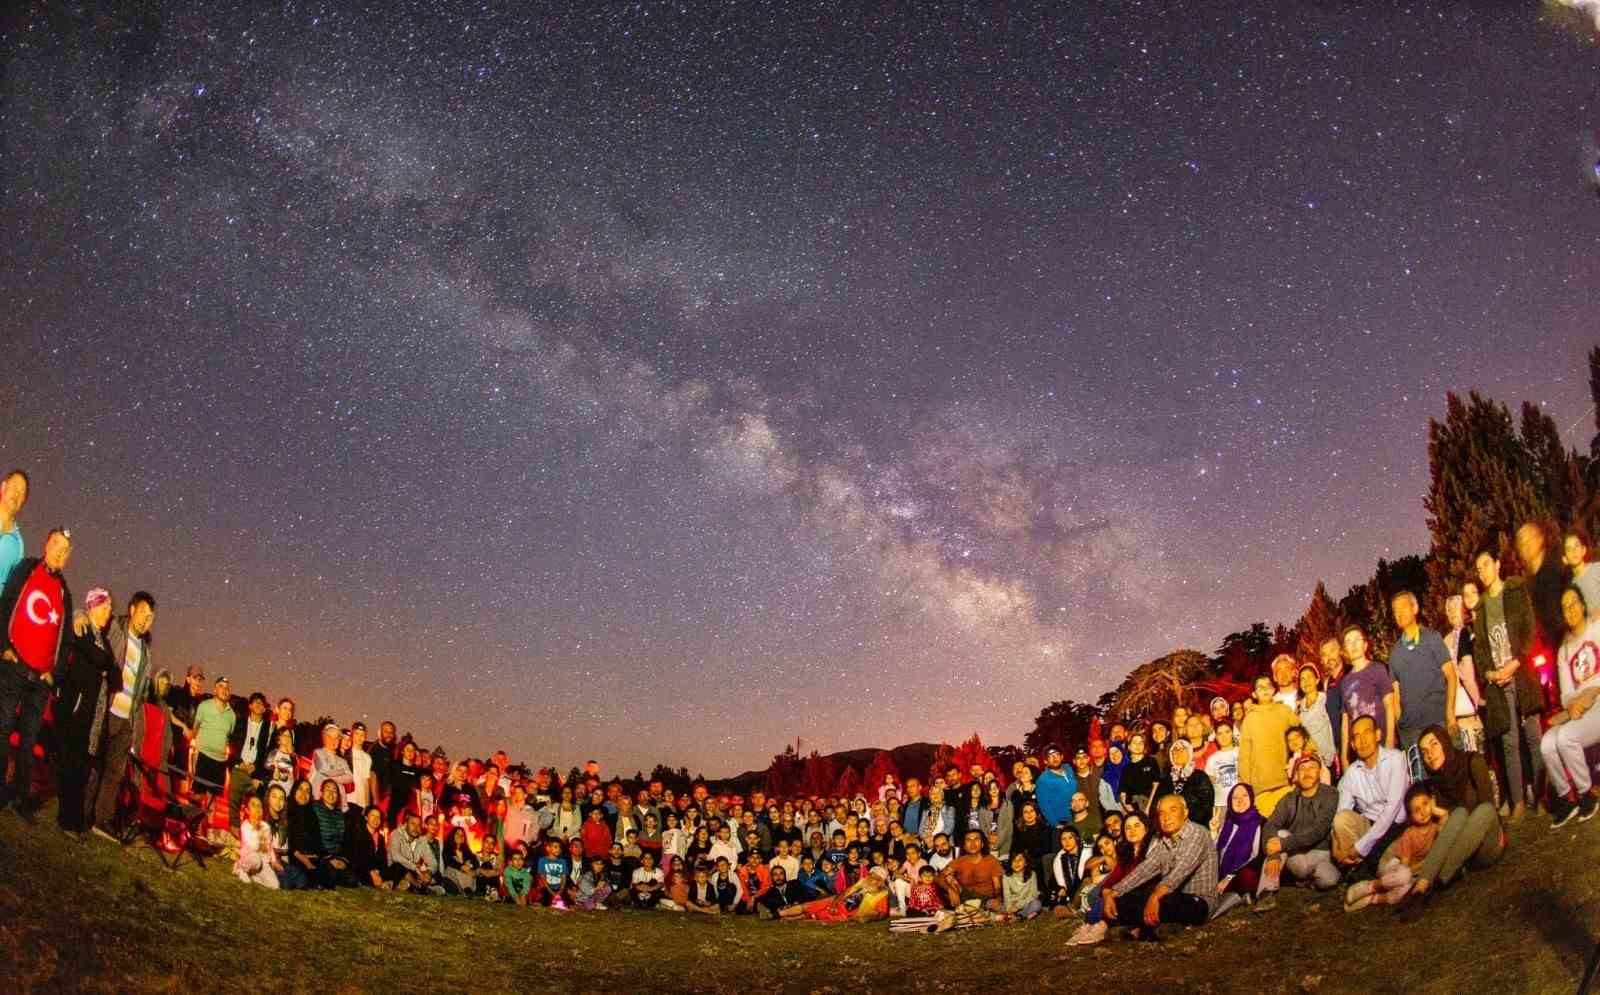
(1294, 580), (1342, 663)
(800, 751), (838, 798)
(765, 744), (804, 799)
(1424, 391), (1549, 611)
(1521, 401), (1583, 530)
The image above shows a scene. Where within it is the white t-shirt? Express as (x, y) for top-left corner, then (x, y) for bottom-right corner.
(350, 748), (373, 808)
(1205, 748), (1240, 797)
(1557, 619), (1600, 707)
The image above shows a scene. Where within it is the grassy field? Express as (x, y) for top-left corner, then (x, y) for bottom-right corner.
(1, 804), (1597, 994)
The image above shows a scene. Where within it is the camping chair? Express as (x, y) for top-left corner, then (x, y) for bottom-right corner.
(117, 701), (224, 870)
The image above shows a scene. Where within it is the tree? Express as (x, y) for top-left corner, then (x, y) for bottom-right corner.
(948, 733), (1001, 782)
(861, 750), (899, 795)
(1109, 649), (1212, 721)
(765, 744), (804, 799)
(1213, 624), (1273, 683)
(1522, 401), (1584, 530)
(1294, 580), (1342, 664)
(800, 751), (838, 798)
(834, 765), (861, 799)
(1022, 699), (1103, 758)
(1425, 391), (1549, 612)
(927, 742), (956, 783)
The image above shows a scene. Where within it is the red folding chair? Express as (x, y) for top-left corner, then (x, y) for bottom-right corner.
(118, 702), (223, 870)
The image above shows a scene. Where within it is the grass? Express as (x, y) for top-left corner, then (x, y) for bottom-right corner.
(2, 804), (1598, 994)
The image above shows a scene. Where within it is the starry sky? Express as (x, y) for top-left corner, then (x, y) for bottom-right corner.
(2, 2), (1596, 777)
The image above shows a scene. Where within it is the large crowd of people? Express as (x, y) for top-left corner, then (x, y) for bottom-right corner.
(2, 463), (1598, 947)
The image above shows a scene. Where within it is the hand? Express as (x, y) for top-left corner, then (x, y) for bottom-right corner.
(1143, 892), (1162, 928)
(1101, 889), (1118, 920)
(1264, 837), (1283, 857)
(41, 672), (53, 687)
(0, 649), (15, 663)
(72, 615), (88, 637)
(1572, 699), (1593, 721)
(1446, 718), (1459, 741)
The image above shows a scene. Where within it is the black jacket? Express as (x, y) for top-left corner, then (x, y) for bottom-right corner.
(229, 714), (274, 770)
(54, 624), (117, 751)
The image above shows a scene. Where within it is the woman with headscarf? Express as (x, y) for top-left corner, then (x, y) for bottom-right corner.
(54, 587), (119, 836)
(1413, 724), (1504, 895)
(1211, 782), (1265, 918)
(1153, 739), (1214, 828)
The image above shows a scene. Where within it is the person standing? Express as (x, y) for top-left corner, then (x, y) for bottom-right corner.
(1237, 675), (1296, 815)
(53, 587), (117, 835)
(0, 527), (74, 819)
(1562, 530), (1600, 621)
(1517, 522), (1566, 657)
(1319, 638), (1347, 769)
(309, 722), (355, 810)
(1034, 745), (1078, 827)
(1338, 626), (1397, 768)
(1471, 548), (1543, 822)
(1442, 594), (1485, 752)
(1387, 591), (1457, 779)
(88, 590), (157, 838)
(227, 692), (274, 827)
(191, 676), (237, 808)
(0, 470), (29, 585)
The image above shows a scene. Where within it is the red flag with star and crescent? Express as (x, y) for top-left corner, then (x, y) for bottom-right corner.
(8, 562), (64, 673)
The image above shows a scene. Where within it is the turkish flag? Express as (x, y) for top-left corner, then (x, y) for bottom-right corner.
(8, 562), (63, 673)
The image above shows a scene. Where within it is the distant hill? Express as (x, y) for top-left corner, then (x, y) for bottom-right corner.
(705, 741), (941, 795)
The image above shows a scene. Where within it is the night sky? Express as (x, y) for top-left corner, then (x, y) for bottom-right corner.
(2, 2), (1596, 777)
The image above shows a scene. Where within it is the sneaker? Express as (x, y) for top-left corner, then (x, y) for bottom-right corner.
(1066, 921), (1107, 946)
(89, 826), (120, 843)
(1251, 892), (1279, 914)
(1550, 797), (1579, 829)
(1578, 795), (1600, 823)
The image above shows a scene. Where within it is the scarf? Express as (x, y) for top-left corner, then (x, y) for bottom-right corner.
(1215, 783), (1263, 877)
(1167, 744), (1197, 795)
(1421, 723), (1479, 810)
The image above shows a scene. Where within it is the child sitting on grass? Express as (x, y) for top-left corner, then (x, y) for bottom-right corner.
(907, 864), (946, 916)
(502, 849), (533, 906)
(1345, 782), (1444, 912)
(998, 851), (1042, 921)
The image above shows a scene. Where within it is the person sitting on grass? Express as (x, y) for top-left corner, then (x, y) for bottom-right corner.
(443, 826), (490, 897)
(756, 863), (809, 919)
(1255, 755), (1340, 907)
(1344, 782), (1445, 911)
(907, 863), (946, 916)
(1046, 826), (1086, 915)
(1072, 795), (1219, 945)
(735, 848), (771, 914)
(710, 856), (742, 912)
(388, 810), (444, 895)
(630, 850), (665, 909)
(535, 837), (572, 908)
(929, 829), (1005, 930)
(233, 794), (281, 889)
(262, 783), (306, 890)
(796, 853), (831, 897)
(778, 866), (890, 922)
(573, 855), (614, 910)
(1211, 783), (1265, 919)
(998, 851), (1042, 921)
(348, 804), (405, 891)
(1413, 725), (1504, 893)
(1334, 715), (1410, 881)
(684, 864), (723, 915)
(502, 849), (534, 906)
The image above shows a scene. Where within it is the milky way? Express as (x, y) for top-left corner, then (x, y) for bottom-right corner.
(1, 2), (1596, 775)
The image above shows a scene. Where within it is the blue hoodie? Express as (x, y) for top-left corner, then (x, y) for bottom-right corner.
(1034, 766), (1078, 826)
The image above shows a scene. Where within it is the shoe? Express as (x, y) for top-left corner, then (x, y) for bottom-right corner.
(1065, 921), (1107, 946)
(1550, 797), (1579, 829)
(1580, 795), (1600, 822)
(1251, 892), (1278, 914)
(89, 826), (119, 843)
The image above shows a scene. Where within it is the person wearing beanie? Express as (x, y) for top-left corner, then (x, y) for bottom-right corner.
(54, 587), (117, 835)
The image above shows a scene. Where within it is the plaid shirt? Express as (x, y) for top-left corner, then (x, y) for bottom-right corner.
(1113, 820), (1219, 915)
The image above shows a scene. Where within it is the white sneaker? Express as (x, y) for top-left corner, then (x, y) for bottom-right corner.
(1066, 921), (1107, 946)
